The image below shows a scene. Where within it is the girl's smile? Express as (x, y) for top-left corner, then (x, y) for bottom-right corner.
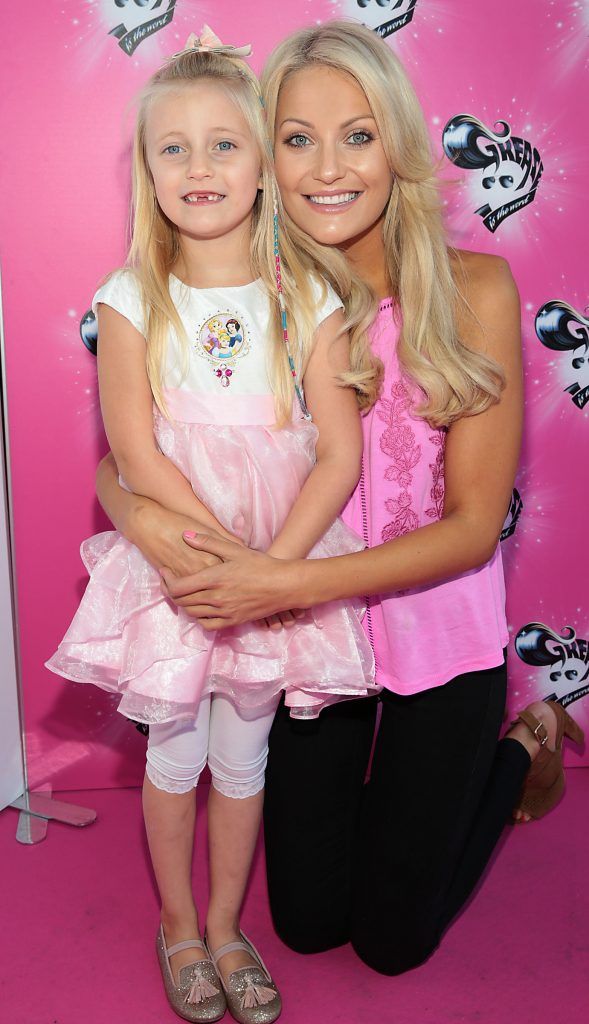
(183, 191), (225, 204)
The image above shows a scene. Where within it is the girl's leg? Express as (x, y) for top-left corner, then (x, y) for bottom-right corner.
(143, 702), (211, 980)
(205, 694), (279, 980)
(351, 659), (518, 975)
(263, 694), (379, 952)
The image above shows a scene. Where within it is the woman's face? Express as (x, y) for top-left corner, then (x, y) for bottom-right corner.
(274, 66), (394, 249)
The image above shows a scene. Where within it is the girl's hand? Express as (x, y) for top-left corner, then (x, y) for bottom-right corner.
(160, 534), (308, 629)
(127, 504), (225, 577)
(97, 453), (227, 576)
(96, 453), (245, 577)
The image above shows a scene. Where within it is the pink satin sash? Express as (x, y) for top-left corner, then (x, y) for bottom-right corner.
(163, 388), (277, 425)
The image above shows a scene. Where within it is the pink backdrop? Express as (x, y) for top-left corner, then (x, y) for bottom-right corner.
(1, 1), (587, 790)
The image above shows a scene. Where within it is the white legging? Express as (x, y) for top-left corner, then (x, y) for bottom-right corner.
(145, 694), (280, 799)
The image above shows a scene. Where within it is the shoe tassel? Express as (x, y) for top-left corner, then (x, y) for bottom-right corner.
(240, 982), (276, 1010)
(185, 975), (220, 1005)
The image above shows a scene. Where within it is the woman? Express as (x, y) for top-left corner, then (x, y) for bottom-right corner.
(96, 22), (582, 976)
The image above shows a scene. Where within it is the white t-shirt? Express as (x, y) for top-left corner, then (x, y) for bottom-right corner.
(93, 270), (343, 398)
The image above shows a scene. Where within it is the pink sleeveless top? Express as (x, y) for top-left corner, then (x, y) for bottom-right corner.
(342, 300), (509, 695)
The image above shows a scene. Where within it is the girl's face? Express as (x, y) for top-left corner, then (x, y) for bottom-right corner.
(145, 82), (261, 245)
(274, 66), (394, 249)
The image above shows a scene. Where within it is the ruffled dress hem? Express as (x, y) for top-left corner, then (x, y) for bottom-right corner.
(44, 658), (379, 725)
(46, 508), (376, 725)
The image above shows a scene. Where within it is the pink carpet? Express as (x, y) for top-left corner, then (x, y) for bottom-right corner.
(2, 772), (588, 1024)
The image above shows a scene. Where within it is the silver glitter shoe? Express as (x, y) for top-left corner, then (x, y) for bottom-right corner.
(205, 932), (281, 1024)
(156, 925), (227, 1022)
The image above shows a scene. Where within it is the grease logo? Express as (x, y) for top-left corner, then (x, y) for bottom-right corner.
(500, 487), (523, 542)
(535, 300), (589, 411)
(80, 310), (97, 356)
(109, 0), (176, 57)
(515, 623), (589, 709)
(442, 115), (543, 232)
(353, 0), (418, 38)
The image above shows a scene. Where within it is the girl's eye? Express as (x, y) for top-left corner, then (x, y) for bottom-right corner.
(216, 141), (235, 152)
(347, 130), (373, 146)
(163, 144), (183, 155)
(285, 134), (311, 148)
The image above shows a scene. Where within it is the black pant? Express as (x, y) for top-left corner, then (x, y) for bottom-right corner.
(263, 657), (531, 975)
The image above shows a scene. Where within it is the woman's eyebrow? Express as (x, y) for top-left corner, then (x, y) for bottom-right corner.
(340, 115), (376, 127)
(279, 115), (376, 130)
(278, 118), (313, 129)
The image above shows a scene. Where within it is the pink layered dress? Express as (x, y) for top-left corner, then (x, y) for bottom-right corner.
(46, 271), (376, 724)
(342, 299), (509, 694)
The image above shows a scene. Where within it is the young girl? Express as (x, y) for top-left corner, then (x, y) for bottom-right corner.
(46, 31), (379, 1023)
(97, 20), (583, 982)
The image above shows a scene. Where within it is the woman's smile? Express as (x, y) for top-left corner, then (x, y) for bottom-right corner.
(304, 190), (363, 211)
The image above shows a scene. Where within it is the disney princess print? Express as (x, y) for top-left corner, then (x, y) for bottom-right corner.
(195, 312), (250, 387)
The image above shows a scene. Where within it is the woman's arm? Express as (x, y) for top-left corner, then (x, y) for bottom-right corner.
(267, 308), (362, 560)
(162, 255), (523, 626)
(96, 453), (223, 576)
(97, 303), (238, 542)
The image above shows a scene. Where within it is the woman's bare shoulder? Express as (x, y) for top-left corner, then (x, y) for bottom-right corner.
(449, 248), (519, 314)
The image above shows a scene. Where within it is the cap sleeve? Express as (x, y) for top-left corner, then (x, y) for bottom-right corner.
(310, 276), (344, 330)
(92, 269), (145, 337)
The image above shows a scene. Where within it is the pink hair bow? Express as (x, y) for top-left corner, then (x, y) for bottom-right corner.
(173, 24), (252, 60)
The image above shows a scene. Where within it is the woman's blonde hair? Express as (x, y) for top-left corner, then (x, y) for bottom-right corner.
(127, 46), (379, 423)
(262, 21), (505, 426)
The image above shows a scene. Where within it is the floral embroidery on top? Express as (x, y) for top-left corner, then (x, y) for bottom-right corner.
(425, 430), (446, 521)
(378, 380), (422, 540)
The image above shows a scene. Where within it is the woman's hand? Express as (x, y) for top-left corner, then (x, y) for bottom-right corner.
(254, 607), (307, 631)
(160, 534), (309, 629)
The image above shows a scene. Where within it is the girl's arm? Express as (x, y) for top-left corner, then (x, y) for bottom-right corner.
(96, 453), (223, 576)
(160, 255), (523, 627)
(266, 307), (362, 560)
(97, 303), (238, 543)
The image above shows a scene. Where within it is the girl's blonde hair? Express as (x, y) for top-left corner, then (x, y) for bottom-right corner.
(127, 46), (379, 423)
(262, 21), (505, 426)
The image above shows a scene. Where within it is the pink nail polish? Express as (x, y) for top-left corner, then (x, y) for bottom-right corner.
(183, 530), (197, 539)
